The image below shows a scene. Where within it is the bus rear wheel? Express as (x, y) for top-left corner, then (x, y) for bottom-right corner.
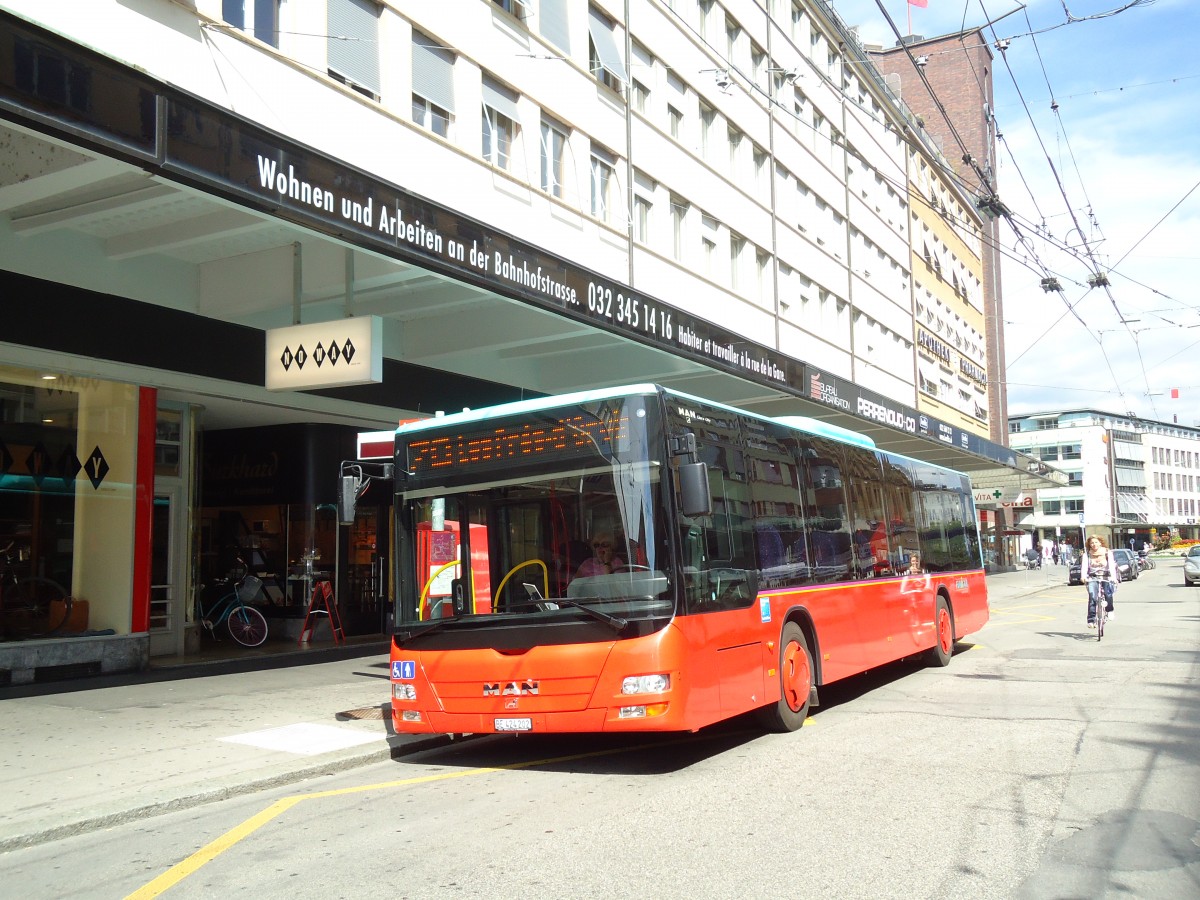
(757, 622), (812, 733)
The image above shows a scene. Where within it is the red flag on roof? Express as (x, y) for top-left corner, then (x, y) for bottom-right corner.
(909, 0), (928, 7)
(1171, 388), (1180, 399)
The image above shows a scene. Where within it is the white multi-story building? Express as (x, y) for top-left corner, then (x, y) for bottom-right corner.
(0, 1), (1044, 676)
(1009, 409), (1200, 551)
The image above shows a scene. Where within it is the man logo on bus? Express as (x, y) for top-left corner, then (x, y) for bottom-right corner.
(484, 680), (539, 696)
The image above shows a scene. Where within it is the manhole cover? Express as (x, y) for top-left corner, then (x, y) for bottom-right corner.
(336, 706), (385, 720)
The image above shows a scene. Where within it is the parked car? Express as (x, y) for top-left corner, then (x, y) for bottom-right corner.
(1111, 548), (1139, 582)
(1183, 545), (1200, 586)
(1068, 559), (1083, 585)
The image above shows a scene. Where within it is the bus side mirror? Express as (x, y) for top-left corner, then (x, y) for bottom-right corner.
(337, 474), (361, 525)
(679, 462), (712, 518)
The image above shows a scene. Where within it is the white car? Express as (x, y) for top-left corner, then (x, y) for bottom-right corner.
(1184, 545), (1200, 587)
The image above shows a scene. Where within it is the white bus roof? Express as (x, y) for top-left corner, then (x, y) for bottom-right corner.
(393, 383), (875, 449)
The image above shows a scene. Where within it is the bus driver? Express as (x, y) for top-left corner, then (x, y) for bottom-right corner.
(575, 532), (624, 578)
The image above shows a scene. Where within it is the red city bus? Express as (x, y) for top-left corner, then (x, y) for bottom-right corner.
(371, 384), (988, 735)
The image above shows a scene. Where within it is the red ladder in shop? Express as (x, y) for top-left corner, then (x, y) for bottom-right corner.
(298, 580), (345, 646)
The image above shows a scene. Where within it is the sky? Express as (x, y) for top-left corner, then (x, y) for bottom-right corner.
(826, 0), (1200, 426)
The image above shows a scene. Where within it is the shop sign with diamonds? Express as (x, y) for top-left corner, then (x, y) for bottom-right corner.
(265, 317), (383, 390)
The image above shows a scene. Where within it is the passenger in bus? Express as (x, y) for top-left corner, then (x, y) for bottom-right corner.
(575, 532), (625, 577)
(900, 551), (929, 598)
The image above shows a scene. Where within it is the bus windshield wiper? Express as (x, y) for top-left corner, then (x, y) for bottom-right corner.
(398, 616), (459, 640)
(521, 584), (627, 631)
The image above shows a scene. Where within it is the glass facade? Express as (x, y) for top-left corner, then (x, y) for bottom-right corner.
(0, 365), (141, 640)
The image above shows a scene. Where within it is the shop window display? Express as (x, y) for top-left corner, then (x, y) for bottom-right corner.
(0, 367), (141, 641)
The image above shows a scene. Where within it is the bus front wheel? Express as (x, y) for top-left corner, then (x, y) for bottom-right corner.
(926, 595), (954, 667)
(757, 622), (812, 733)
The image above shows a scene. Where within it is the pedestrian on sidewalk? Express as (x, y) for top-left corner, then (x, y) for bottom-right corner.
(1083, 534), (1118, 628)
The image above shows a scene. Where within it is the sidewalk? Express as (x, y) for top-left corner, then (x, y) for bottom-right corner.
(0, 568), (1067, 852)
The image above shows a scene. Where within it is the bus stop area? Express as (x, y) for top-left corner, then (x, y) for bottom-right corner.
(0, 565), (1101, 851)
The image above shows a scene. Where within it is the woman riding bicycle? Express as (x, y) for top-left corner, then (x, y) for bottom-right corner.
(1083, 535), (1117, 629)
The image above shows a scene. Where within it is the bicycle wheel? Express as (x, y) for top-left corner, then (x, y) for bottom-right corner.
(6, 577), (72, 638)
(226, 604), (268, 647)
(1096, 603), (1105, 641)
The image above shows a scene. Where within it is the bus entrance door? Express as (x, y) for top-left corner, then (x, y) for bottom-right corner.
(416, 522), (491, 618)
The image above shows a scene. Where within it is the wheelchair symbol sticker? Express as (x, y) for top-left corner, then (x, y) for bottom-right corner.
(392, 660), (416, 680)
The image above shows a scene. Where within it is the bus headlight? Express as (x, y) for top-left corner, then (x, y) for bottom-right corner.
(393, 683), (417, 701)
(622, 674), (671, 694)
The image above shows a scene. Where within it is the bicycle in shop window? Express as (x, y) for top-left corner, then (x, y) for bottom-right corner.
(0, 540), (73, 640)
(197, 563), (269, 648)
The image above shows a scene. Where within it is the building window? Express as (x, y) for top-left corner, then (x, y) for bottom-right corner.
(750, 43), (765, 86)
(224, 0), (280, 47)
(753, 147), (768, 196)
(699, 0), (717, 42)
(670, 195), (688, 261)
(1042, 500), (1061, 515)
(730, 233), (745, 290)
(632, 80), (649, 113)
(668, 104), (683, 139)
(328, 0), (381, 99)
(413, 96), (451, 138)
(725, 16), (741, 63)
(631, 42), (653, 113)
(412, 29), (455, 133)
(538, 0), (570, 51)
(699, 101), (715, 159)
(701, 213), (718, 277)
(482, 76), (520, 169)
(590, 145), (616, 221)
(588, 6), (627, 92)
(633, 195), (651, 243)
(491, 0), (529, 17)
(756, 248), (770, 302)
(540, 116), (568, 198)
(728, 126), (742, 176)
(632, 172), (654, 243)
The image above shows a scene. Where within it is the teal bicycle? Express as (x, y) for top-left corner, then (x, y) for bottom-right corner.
(197, 568), (269, 648)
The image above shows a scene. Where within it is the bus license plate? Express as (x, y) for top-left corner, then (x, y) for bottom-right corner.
(494, 717), (532, 732)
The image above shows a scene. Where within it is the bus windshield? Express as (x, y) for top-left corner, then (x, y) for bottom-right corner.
(394, 394), (674, 633)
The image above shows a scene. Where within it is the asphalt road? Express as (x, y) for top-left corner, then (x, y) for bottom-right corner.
(3, 562), (1197, 899)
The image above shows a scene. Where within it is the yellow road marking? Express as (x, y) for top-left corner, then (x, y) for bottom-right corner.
(125, 737), (709, 898)
(125, 797), (303, 899)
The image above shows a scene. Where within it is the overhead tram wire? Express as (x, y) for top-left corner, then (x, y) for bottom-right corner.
(988, 8), (1118, 303)
(980, 2), (1159, 412)
(1026, 14), (1103, 241)
(1108, 176), (1200, 274)
(864, 0), (1081, 310)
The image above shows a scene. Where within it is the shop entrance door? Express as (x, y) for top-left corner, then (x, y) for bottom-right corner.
(342, 502), (389, 634)
(148, 485), (186, 656)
